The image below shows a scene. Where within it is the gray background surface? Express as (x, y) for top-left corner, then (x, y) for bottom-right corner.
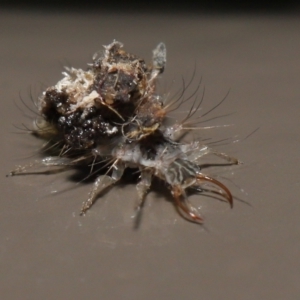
(1, 10), (300, 299)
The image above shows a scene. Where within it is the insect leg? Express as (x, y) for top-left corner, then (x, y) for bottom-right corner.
(80, 161), (125, 214)
(133, 170), (152, 228)
(136, 169), (152, 209)
(211, 151), (241, 165)
(188, 145), (241, 165)
(7, 156), (72, 176)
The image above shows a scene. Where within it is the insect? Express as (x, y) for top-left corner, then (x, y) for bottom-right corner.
(8, 40), (240, 224)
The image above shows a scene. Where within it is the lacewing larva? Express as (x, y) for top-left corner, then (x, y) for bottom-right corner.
(8, 41), (240, 223)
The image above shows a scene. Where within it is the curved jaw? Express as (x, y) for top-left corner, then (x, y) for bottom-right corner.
(196, 173), (233, 208)
(172, 174), (233, 224)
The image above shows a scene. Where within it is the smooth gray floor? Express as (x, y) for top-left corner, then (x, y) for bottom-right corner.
(1, 11), (300, 300)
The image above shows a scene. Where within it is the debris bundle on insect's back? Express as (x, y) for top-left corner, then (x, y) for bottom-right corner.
(9, 40), (240, 224)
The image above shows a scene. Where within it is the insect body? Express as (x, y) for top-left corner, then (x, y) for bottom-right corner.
(9, 41), (239, 224)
